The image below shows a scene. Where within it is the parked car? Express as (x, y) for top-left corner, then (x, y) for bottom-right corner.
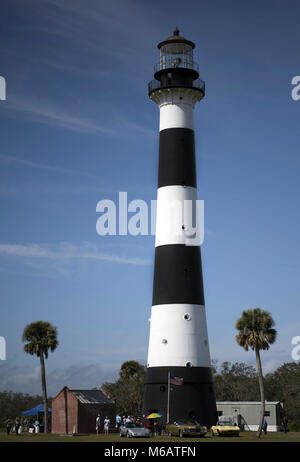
(166, 419), (207, 437)
(119, 422), (151, 438)
(211, 418), (240, 437)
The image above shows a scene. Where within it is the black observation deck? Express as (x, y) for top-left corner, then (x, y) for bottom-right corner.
(148, 77), (205, 98)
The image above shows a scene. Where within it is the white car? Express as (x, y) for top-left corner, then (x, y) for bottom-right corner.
(119, 423), (150, 438)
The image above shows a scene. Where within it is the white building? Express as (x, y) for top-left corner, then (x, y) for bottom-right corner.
(216, 401), (284, 432)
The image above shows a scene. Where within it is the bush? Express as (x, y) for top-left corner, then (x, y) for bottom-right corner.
(288, 420), (300, 432)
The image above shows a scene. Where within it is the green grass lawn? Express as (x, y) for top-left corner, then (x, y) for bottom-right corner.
(0, 431), (299, 443)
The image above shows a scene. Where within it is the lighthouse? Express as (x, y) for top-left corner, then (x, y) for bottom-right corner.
(143, 29), (217, 427)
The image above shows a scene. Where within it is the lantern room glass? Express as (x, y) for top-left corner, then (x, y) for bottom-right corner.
(159, 42), (195, 71)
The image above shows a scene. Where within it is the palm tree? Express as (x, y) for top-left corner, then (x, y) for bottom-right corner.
(120, 360), (145, 380)
(235, 308), (276, 438)
(22, 321), (58, 433)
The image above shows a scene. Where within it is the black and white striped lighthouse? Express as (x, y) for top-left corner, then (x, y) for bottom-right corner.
(143, 29), (217, 427)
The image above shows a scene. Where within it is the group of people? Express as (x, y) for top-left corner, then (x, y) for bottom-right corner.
(95, 414), (150, 435)
(119, 415), (142, 427)
(6, 417), (41, 435)
(6, 418), (20, 436)
(95, 414), (111, 434)
(118, 414), (162, 436)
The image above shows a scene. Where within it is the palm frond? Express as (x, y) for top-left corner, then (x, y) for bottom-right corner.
(235, 308), (276, 352)
(22, 321), (58, 358)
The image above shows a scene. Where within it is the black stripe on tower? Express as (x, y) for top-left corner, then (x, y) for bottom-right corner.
(158, 128), (196, 188)
(152, 245), (205, 306)
(143, 366), (217, 427)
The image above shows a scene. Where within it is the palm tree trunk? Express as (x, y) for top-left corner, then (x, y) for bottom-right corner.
(39, 353), (49, 433)
(255, 347), (265, 438)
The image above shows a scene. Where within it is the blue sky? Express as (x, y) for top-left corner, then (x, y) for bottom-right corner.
(0, 0), (300, 395)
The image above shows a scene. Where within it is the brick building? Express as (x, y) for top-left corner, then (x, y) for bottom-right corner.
(51, 387), (116, 434)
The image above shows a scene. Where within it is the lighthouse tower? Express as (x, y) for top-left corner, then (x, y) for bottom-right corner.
(143, 29), (217, 427)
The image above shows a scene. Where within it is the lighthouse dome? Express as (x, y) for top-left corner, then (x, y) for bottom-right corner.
(157, 28), (195, 51)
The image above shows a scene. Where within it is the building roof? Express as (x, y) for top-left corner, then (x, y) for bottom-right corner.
(217, 401), (281, 405)
(70, 389), (114, 405)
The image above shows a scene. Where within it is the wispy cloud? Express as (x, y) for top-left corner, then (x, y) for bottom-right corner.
(33, 56), (113, 77)
(5, 96), (119, 136)
(44, 0), (124, 31)
(4, 95), (155, 138)
(0, 153), (94, 177)
(41, 0), (159, 54)
(0, 242), (151, 267)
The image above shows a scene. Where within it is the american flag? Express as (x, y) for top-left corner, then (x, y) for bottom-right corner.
(170, 376), (183, 386)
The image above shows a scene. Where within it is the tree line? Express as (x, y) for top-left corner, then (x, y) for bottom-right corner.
(1, 360), (299, 430)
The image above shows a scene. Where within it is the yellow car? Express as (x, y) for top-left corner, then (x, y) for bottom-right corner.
(211, 419), (240, 437)
(166, 419), (207, 438)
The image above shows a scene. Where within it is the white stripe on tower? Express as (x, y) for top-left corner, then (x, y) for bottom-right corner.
(155, 185), (200, 247)
(147, 304), (211, 367)
(157, 89), (197, 131)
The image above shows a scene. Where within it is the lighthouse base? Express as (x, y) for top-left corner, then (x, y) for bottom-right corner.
(143, 366), (217, 427)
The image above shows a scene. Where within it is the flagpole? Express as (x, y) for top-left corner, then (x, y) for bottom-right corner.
(167, 371), (170, 424)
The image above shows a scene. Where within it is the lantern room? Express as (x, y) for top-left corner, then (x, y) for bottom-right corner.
(155, 28), (199, 74)
(149, 28), (204, 98)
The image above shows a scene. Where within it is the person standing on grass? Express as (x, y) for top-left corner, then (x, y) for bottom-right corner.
(104, 416), (110, 434)
(145, 419), (154, 436)
(282, 416), (288, 434)
(34, 419), (40, 433)
(116, 414), (121, 429)
(262, 417), (268, 435)
(96, 414), (101, 434)
(24, 417), (29, 432)
(15, 418), (21, 435)
(6, 419), (12, 435)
